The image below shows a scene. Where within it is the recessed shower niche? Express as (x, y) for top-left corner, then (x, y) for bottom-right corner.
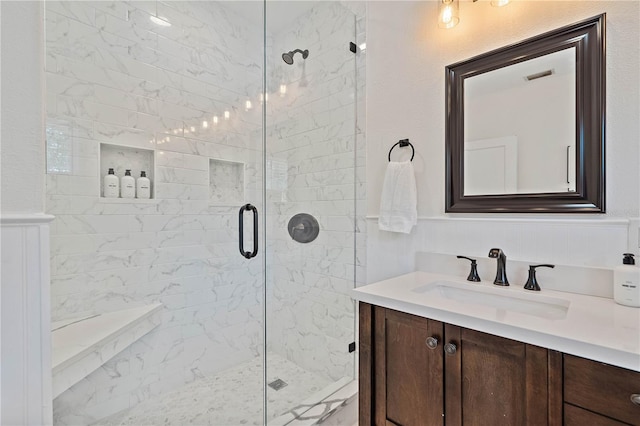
(99, 143), (155, 201)
(209, 158), (245, 205)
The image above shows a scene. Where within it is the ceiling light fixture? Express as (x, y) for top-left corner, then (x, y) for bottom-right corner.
(439, 0), (511, 30)
(150, 15), (171, 27)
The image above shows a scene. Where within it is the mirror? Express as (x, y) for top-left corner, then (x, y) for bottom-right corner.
(464, 48), (576, 195)
(445, 14), (605, 213)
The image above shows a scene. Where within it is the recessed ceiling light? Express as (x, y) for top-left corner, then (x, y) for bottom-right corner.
(150, 16), (171, 27)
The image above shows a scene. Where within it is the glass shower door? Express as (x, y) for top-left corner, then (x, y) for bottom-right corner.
(263, 1), (361, 422)
(46, 1), (268, 424)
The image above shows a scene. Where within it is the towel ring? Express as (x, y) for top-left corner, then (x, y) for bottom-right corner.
(388, 139), (415, 162)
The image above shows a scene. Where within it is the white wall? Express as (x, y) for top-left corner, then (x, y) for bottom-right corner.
(365, 1), (639, 284)
(367, 0), (639, 218)
(1, 1), (45, 214)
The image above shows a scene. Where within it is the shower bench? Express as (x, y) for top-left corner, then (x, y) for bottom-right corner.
(51, 303), (163, 398)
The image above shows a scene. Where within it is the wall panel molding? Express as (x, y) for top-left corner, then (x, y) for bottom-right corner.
(1, 214), (54, 425)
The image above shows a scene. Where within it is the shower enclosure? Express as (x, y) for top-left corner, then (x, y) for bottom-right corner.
(45, 0), (365, 424)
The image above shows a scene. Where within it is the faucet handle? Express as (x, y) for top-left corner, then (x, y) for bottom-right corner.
(524, 264), (555, 291)
(457, 256), (481, 282)
(488, 248), (503, 258)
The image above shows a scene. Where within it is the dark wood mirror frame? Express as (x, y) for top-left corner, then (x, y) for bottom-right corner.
(445, 14), (605, 213)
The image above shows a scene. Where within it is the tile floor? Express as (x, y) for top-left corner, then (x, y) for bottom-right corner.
(97, 353), (334, 426)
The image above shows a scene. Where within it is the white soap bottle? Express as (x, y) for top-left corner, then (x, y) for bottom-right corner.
(121, 169), (136, 199)
(136, 171), (151, 199)
(614, 253), (640, 307)
(103, 168), (120, 198)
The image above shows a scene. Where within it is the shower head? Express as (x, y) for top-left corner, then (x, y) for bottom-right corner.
(282, 49), (309, 65)
(282, 52), (294, 65)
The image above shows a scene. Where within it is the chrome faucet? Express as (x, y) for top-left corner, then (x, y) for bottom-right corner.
(488, 248), (509, 286)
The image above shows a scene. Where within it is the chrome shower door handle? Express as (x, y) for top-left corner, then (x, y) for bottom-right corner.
(238, 204), (258, 259)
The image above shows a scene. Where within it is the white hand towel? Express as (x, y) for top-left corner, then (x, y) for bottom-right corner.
(378, 161), (418, 234)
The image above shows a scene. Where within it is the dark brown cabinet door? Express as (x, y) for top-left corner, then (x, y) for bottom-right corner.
(443, 324), (550, 426)
(359, 306), (556, 426)
(374, 306), (444, 426)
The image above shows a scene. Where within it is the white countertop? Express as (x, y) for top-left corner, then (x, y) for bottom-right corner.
(352, 272), (640, 372)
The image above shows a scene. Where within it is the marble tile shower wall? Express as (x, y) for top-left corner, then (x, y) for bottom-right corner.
(45, 1), (264, 423)
(265, 1), (366, 383)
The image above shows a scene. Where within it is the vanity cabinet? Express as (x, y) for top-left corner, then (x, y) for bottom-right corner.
(359, 302), (640, 426)
(360, 303), (554, 425)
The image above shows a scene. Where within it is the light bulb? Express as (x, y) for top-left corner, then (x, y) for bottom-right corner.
(442, 6), (452, 23)
(202, 120), (209, 129)
(279, 84), (287, 97)
(190, 126), (196, 132)
(213, 116), (219, 125)
(224, 110), (230, 120)
(245, 100), (252, 111)
(438, 0), (459, 29)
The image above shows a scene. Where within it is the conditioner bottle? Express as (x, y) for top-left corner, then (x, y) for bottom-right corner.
(136, 171), (151, 199)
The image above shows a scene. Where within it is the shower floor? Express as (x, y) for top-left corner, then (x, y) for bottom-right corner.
(97, 353), (333, 426)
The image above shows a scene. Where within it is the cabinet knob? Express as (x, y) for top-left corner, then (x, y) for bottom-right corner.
(631, 394), (640, 406)
(425, 336), (439, 349)
(444, 342), (457, 355)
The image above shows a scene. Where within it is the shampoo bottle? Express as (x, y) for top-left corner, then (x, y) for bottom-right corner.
(614, 253), (640, 307)
(121, 169), (136, 199)
(103, 168), (119, 198)
(136, 171), (151, 199)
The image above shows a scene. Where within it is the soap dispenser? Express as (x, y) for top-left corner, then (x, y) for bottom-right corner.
(614, 253), (640, 307)
(103, 168), (119, 198)
(121, 169), (136, 199)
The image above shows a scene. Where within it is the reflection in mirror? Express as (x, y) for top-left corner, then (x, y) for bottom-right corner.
(464, 48), (576, 195)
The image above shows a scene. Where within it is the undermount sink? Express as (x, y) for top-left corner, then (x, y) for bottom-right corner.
(413, 280), (570, 319)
